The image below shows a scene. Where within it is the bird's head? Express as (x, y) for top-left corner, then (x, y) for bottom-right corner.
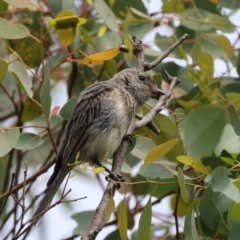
(113, 68), (166, 106)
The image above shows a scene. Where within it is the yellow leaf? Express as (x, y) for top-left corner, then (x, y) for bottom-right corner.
(82, 162), (89, 170)
(124, 35), (133, 60)
(49, 10), (87, 30)
(177, 156), (211, 173)
(92, 167), (105, 173)
(86, 0), (93, 6)
(144, 139), (179, 164)
(80, 58), (105, 65)
(98, 24), (107, 37)
(48, 10), (86, 47)
(118, 200), (128, 240)
(105, 196), (115, 222)
(80, 48), (120, 65)
(226, 92), (240, 111)
(75, 151), (80, 160)
(215, 35), (234, 59)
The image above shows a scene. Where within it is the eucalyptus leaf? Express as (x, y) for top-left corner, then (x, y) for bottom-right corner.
(14, 133), (41, 150)
(0, 128), (20, 157)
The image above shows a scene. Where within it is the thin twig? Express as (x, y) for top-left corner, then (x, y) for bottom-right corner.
(135, 113), (160, 134)
(173, 187), (180, 240)
(0, 158), (56, 201)
(0, 173), (15, 214)
(135, 71), (180, 130)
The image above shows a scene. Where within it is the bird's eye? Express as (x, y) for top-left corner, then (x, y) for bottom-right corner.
(138, 75), (145, 81)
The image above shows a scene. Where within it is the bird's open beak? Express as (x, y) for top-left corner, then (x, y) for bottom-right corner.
(151, 88), (166, 100)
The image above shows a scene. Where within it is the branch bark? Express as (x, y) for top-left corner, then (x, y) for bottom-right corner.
(81, 34), (188, 240)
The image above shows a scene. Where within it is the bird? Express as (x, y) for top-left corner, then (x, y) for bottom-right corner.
(33, 68), (165, 223)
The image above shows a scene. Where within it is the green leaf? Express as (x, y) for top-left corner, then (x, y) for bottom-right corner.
(71, 211), (95, 235)
(152, 73), (162, 89)
(215, 35), (234, 59)
(0, 59), (8, 83)
(0, 17), (30, 39)
(131, 137), (156, 160)
(121, 161), (132, 174)
(105, 196), (115, 223)
(192, 80), (220, 104)
(199, 51), (214, 82)
(228, 176), (240, 224)
(191, 40), (202, 65)
(62, 0), (77, 13)
(138, 197), (152, 240)
(211, 166), (240, 203)
(139, 162), (176, 180)
(229, 219), (240, 240)
(212, 191), (232, 214)
(14, 133), (41, 150)
(184, 69), (209, 89)
(59, 97), (78, 121)
(40, 69), (51, 123)
(180, 9), (213, 31)
(144, 139), (179, 164)
(220, 157), (235, 165)
(4, 0), (29, 9)
(105, 230), (121, 240)
(118, 200), (128, 240)
(153, 114), (185, 161)
(21, 97), (42, 122)
(104, 60), (117, 78)
(104, 0), (147, 21)
(184, 200), (199, 240)
(206, 14), (235, 33)
(181, 106), (227, 158)
(226, 92), (240, 112)
(217, 100), (240, 135)
(184, 81), (220, 114)
(8, 54), (33, 98)
(162, 0), (184, 13)
(199, 187), (229, 235)
(177, 167), (188, 203)
(94, 0), (119, 32)
(215, 124), (240, 156)
(0, 128), (20, 157)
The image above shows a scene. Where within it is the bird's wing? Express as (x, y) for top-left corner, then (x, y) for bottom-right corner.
(47, 83), (113, 187)
(60, 84), (112, 164)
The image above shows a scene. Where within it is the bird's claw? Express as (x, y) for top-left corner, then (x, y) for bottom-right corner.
(105, 173), (125, 190)
(123, 134), (132, 147)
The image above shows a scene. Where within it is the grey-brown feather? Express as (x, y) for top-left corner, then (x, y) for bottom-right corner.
(33, 68), (162, 224)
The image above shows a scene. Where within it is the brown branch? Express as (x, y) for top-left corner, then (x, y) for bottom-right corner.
(135, 113), (160, 135)
(0, 173), (15, 214)
(0, 158), (55, 201)
(173, 187), (180, 240)
(81, 34), (187, 239)
(47, 123), (58, 154)
(135, 71), (180, 130)
(143, 34), (189, 71)
(12, 173), (87, 240)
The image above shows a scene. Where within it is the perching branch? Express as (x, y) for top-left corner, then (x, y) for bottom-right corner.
(81, 34), (187, 240)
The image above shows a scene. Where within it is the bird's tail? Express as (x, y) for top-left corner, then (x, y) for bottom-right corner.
(33, 165), (73, 225)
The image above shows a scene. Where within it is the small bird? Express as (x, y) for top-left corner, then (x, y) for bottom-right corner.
(33, 68), (165, 222)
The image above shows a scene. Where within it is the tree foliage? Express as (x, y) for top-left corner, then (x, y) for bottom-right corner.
(0, 0), (240, 239)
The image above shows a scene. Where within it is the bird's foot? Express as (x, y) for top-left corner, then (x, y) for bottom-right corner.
(105, 173), (125, 190)
(122, 134), (132, 147)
